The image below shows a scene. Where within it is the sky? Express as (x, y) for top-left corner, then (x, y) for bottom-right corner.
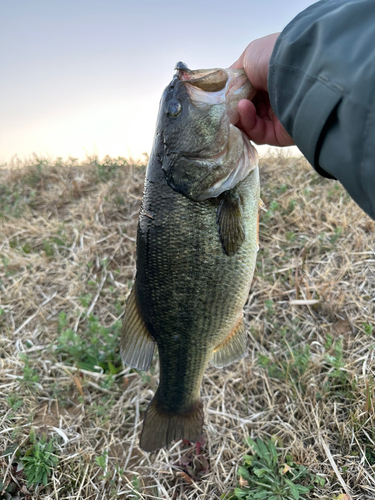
(0, 0), (318, 165)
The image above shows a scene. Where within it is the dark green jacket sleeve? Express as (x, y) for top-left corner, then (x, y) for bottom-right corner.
(268, 0), (375, 219)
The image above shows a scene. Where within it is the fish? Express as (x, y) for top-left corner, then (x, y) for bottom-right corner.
(121, 62), (259, 452)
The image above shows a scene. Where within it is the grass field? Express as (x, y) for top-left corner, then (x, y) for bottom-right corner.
(0, 154), (374, 499)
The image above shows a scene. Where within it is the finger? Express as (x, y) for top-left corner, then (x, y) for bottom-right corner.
(256, 100), (270, 120)
(273, 118), (295, 147)
(230, 47), (247, 70)
(237, 100), (294, 147)
(229, 58), (243, 70)
(252, 91), (271, 119)
(237, 100), (274, 145)
(237, 99), (256, 129)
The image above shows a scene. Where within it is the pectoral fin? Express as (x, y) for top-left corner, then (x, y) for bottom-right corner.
(210, 318), (247, 368)
(121, 286), (156, 371)
(217, 191), (245, 256)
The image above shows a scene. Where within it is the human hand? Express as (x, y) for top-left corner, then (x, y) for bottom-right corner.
(231, 34), (294, 147)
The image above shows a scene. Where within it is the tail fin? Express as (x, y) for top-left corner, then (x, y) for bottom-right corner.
(140, 392), (204, 452)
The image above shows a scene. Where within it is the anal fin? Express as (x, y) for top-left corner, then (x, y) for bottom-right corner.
(217, 191), (245, 256)
(121, 285), (156, 371)
(210, 318), (247, 368)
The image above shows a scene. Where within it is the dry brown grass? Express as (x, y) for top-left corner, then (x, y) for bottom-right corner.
(0, 154), (374, 499)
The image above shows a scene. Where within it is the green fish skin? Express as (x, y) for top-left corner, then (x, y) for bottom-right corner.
(121, 63), (259, 452)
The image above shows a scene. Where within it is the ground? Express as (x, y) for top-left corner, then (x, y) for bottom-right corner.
(0, 154), (374, 499)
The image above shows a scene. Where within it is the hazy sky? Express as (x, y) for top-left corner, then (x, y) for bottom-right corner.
(1, 0), (317, 164)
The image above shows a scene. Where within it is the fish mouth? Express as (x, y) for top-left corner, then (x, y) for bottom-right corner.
(175, 61), (256, 125)
(176, 61), (229, 92)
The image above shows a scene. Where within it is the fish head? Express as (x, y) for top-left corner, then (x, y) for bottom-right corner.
(157, 62), (258, 201)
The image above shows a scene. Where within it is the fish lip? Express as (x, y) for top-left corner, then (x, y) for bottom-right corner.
(175, 61), (189, 71)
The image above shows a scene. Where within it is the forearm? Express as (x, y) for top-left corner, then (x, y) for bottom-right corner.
(269, 0), (375, 219)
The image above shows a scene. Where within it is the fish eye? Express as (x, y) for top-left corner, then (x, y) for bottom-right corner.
(167, 99), (182, 117)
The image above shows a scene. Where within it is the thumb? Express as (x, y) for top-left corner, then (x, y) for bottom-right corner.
(231, 33), (280, 91)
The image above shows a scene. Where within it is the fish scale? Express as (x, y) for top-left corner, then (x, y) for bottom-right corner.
(121, 64), (259, 451)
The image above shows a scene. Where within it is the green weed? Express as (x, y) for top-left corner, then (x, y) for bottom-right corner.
(87, 397), (114, 421)
(23, 159), (48, 187)
(363, 323), (373, 336)
(262, 200), (280, 223)
(329, 226), (343, 244)
(93, 155), (128, 182)
(79, 293), (92, 308)
(0, 184), (27, 218)
(95, 450), (108, 470)
(324, 338), (353, 391)
(95, 450), (111, 479)
(287, 199), (297, 213)
(18, 354), (40, 387)
(7, 395), (24, 412)
(43, 239), (55, 258)
(22, 432), (59, 486)
(54, 312), (122, 374)
(258, 345), (311, 390)
(313, 337), (355, 401)
(264, 299), (274, 318)
(286, 231), (296, 243)
(22, 242), (32, 253)
(277, 184), (288, 195)
(130, 475), (142, 499)
(223, 437), (323, 500)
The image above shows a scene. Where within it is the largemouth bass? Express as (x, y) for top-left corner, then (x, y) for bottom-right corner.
(121, 62), (259, 452)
